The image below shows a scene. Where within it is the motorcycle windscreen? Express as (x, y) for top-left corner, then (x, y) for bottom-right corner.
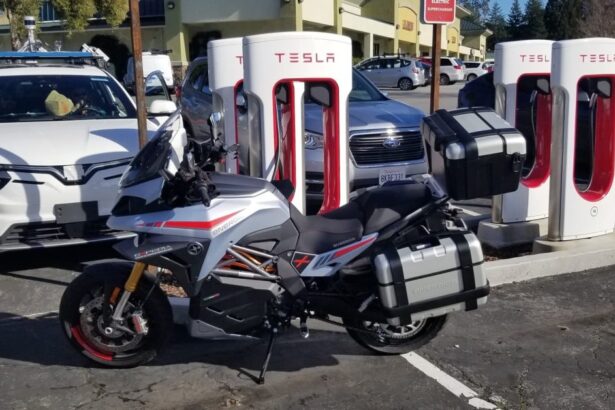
(120, 111), (187, 188)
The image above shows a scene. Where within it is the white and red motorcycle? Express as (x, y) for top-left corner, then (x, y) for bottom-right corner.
(59, 111), (503, 383)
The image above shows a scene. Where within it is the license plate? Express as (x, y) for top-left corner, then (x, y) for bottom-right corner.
(379, 168), (405, 186)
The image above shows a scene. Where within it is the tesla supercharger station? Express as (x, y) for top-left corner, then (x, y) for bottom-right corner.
(548, 38), (615, 240)
(492, 40), (554, 225)
(242, 32), (352, 214)
(208, 37), (243, 174)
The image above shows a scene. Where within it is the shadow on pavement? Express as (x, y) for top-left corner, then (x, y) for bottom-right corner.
(0, 242), (120, 274)
(0, 311), (366, 377)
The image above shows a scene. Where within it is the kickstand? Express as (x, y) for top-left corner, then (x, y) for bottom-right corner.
(257, 328), (277, 385)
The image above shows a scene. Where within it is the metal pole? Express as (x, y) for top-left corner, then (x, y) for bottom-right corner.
(129, 0), (148, 149)
(429, 24), (442, 113)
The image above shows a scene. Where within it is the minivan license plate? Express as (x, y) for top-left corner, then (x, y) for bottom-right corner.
(379, 168), (405, 186)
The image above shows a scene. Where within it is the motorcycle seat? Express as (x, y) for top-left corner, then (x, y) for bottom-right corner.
(291, 181), (433, 255)
(291, 202), (364, 254)
(354, 182), (433, 234)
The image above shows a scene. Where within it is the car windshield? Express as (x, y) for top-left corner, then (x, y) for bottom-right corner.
(349, 70), (387, 102)
(0, 75), (136, 123)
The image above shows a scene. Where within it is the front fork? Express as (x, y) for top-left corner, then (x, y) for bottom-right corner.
(111, 262), (147, 322)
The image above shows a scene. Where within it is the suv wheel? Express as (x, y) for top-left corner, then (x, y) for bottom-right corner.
(440, 74), (450, 86)
(398, 77), (414, 91)
(466, 74), (477, 82)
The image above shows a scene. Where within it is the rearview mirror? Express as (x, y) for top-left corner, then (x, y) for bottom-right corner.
(275, 84), (289, 104)
(209, 111), (223, 141)
(235, 92), (247, 114)
(596, 79), (611, 98)
(307, 84), (332, 108)
(536, 78), (550, 95)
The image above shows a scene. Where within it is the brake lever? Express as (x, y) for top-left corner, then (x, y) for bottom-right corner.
(195, 182), (211, 207)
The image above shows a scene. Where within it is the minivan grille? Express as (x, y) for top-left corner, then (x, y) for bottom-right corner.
(349, 131), (424, 166)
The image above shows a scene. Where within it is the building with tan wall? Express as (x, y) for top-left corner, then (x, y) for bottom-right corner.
(0, 0), (491, 79)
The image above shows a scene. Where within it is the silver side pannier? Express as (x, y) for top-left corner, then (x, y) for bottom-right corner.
(373, 230), (488, 326)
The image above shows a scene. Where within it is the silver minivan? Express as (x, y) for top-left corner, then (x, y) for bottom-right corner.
(355, 57), (426, 90)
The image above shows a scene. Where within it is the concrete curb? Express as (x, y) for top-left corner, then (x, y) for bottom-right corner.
(485, 243), (615, 287)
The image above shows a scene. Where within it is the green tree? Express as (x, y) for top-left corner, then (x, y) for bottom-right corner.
(581, 0), (615, 37)
(1, 0), (42, 50)
(52, 0), (96, 33)
(506, 0), (526, 41)
(485, 1), (508, 51)
(94, 0), (129, 28)
(459, 0), (491, 22)
(52, 0), (128, 34)
(522, 0), (547, 39)
(544, 0), (583, 40)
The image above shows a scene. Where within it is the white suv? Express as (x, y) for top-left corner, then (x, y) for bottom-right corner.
(0, 52), (175, 251)
(464, 61), (490, 81)
(421, 57), (465, 85)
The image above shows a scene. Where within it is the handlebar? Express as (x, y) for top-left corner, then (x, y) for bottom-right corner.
(194, 182), (211, 207)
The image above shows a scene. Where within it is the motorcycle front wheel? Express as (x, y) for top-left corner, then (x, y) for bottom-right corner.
(59, 263), (173, 368)
(343, 315), (447, 355)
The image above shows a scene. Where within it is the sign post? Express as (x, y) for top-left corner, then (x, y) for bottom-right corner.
(421, 0), (456, 113)
(129, 0), (148, 149)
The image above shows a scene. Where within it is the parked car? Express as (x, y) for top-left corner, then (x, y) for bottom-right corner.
(457, 71), (495, 109)
(420, 56), (465, 85)
(302, 69), (427, 208)
(418, 61), (432, 85)
(463, 61), (490, 81)
(181, 63), (427, 212)
(355, 56), (426, 90)
(0, 52), (177, 251)
(178, 56), (212, 141)
(124, 51), (175, 94)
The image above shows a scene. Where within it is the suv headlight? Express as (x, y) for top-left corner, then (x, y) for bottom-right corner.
(304, 131), (324, 150)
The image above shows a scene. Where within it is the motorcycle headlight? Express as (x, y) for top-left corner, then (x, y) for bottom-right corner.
(304, 131), (324, 150)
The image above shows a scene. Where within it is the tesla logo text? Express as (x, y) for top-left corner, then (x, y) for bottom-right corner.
(520, 54), (550, 63)
(235, 55), (243, 64)
(274, 52), (335, 64)
(579, 54), (615, 63)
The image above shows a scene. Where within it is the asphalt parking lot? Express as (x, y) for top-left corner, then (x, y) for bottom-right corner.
(2, 81), (614, 410)
(1, 244), (614, 410)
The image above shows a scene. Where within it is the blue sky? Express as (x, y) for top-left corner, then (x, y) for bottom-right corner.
(496, 0), (529, 14)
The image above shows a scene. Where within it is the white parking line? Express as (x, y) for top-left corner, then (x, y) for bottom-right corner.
(401, 352), (499, 409)
(0, 310), (58, 325)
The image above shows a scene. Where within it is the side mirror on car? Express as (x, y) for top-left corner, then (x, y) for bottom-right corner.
(148, 100), (177, 116)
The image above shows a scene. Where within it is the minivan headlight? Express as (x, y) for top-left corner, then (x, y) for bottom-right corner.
(304, 131), (324, 150)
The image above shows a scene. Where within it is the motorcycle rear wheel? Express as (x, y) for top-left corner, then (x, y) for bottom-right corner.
(343, 315), (447, 355)
(59, 264), (173, 368)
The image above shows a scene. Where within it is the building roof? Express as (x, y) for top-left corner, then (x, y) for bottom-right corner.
(460, 19), (493, 37)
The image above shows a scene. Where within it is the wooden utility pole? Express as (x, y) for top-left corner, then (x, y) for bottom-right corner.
(429, 25), (442, 113)
(129, 0), (148, 148)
